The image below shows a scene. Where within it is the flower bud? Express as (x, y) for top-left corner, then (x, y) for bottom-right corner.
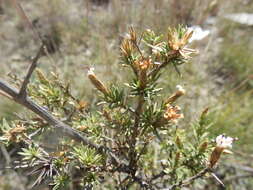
(209, 146), (223, 168)
(129, 27), (137, 43)
(121, 39), (133, 57)
(174, 151), (181, 166)
(165, 85), (185, 104)
(175, 136), (183, 149)
(209, 135), (234, 168)
(200, 107), (209, 120)
(87, 68), (109, 96)
(199, 141), (208, 153)
(36, 69), (50, 84)
(138, 58), (152, 89)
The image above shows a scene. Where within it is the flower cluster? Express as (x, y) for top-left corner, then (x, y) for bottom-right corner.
(134, 57), (153, 88)
(163, 104), (184, 124)
(216, 135), (234, 149)
(1, 124), (26, 142)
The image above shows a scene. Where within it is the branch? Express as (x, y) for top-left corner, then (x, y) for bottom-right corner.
(0, 80), (121, 165)
(129, 95), (145, 170)
(151, 171), (166, 182)
(148, 52), (178, 77)
(19, 44), (44, 96)
(10, 0), (41, 41)
(10, 0), (55, 64)
(169, 167), (210, 190)
(7, 0), (128, 177)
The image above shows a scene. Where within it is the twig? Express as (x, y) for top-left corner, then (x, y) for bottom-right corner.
(169, 167), (210, 190)
(10, 0), (55, 64)
(210, 172), (225, 187)
(148, 52), (178, 77)
(131, 36), (144, 59)
(19, 44), (44, 96)
(10, 0), (40, 41)
(151, 171), (166, 182)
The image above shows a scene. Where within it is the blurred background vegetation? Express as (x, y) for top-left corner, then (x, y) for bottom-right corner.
(0, 0), (252, 189)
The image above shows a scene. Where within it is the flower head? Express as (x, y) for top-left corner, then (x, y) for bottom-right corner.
(138, 57), (152, 71)
(209, 135), (234, 168)
(167, 27), (197, 59)
(2, 124), (26, 142)
(216, 135), (233, 149)
(133, 57), (153, 89)
(87, 67), (95, 75)
(163, 104), (184, 124)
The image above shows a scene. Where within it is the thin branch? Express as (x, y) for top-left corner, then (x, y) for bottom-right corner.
(10, 0), (40, 41)
(148, 52), (178, 77)
(151, 171), (166, 182)
(10, 0), (55, 64)
(169, 167), (210, 190)
(19, 44), (44, 96)
(129, 95), (145, 170)
(210, 172), (225, 187)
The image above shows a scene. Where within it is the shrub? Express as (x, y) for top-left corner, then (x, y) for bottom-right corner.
(0, 26), (234, 190)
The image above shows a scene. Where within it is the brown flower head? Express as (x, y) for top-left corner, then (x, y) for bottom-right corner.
(163, 104), (184, 123)
(138, 57), (152, 71)
(167, 28), (197, 59)
(129, 26), (137, 43)
(134, 57), (153, 89)
(3, 124), (26, 142)
(121, 38), (133, 57)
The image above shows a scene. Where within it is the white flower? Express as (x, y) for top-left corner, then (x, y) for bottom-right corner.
(176, 85), (185, 94)
(216, 135), (234, 149)
(87, 67), (95, 75)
